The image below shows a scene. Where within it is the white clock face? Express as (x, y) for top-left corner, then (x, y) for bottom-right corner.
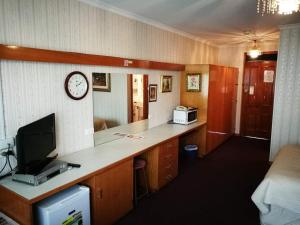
(66, 72), (89, 99)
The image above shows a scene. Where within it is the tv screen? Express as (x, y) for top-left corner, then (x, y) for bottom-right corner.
(16, 113), (56, 174)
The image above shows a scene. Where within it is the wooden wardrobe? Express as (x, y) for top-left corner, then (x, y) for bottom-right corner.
(180, 64), (238, 155)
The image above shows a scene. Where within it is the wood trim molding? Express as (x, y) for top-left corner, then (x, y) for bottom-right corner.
(0, 44), (185, 71)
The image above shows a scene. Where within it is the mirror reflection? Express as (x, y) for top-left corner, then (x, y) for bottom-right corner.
(93, 73), (149, 146)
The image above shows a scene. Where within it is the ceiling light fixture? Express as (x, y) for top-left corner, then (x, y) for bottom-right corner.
(247, 40), (262, 59)
(257, 0), (300, 15)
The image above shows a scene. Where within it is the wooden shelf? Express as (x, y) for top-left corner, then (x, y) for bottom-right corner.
(0, 44), (185, 71)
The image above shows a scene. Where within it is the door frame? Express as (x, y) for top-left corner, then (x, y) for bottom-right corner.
(127, 74), (133, 123)
(240, 51), (278, 137)
(127, 74), (149, 123)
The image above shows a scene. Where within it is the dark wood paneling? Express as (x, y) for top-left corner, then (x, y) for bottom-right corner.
(0, 44), (185, 71)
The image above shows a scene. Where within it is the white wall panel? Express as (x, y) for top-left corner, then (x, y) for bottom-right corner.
(1, 61), (95, 156)
(270, 24), (300, 161)
(0, 64), (4, 140)
(1, 60), (180, 156)
(0, 0), (217, 171)
(148, 73), (180, 128)
(0, 0), (218, 64)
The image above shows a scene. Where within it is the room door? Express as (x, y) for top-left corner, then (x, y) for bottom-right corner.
(241, 60), (276, 139)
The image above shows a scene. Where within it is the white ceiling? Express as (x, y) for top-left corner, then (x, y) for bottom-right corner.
(83, 0), (300, 45)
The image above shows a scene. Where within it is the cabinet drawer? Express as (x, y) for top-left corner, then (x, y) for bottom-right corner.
(159, 138), (178, 157)
(158, 161), (177, 188)
(158, 138), (178, 188)
(161, 138), (178, 154)
(142, 138), (179, 191)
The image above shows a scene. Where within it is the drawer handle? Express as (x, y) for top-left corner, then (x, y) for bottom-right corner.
(165, 174), (173, 181)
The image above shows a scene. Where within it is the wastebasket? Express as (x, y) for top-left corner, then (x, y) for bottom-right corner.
(184, 145), (198, 159)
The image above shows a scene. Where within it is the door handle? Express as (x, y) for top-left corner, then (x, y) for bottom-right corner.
(96, 188), (103, 199)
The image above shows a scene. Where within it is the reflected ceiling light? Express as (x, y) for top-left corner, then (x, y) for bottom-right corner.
(247, 40), (262, 59)
(257, 0), (300, 15)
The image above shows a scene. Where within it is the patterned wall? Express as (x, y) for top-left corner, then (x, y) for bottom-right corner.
(0, 60), (180, 155)
(0, 0), (217, 173)
(0, 0), (218, 64)
(0, 63), (4, 141)
(270, 24), (300, 160)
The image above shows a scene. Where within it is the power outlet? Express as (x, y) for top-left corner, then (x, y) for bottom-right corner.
(0, 137), (15, 152)
(84, 128), (94, 136)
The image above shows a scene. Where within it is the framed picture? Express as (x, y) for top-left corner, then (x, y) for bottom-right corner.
(186, 73), (201, 92)
(161, 75), (172, 93)
(93, 73), (111, 92)
(149, 84), (158, 102)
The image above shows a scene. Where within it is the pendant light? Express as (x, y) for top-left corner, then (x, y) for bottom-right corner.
(247, 40), (262, 59)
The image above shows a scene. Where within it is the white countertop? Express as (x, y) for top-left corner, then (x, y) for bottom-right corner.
(94, 119), (149, 146)
(0, 120), (206, 203)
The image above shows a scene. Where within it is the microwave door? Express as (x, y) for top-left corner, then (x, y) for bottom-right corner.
(188, 111), (197, 122)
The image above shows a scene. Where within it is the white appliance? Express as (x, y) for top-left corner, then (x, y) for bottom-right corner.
(35, 185), (90, 225)
(173, 106), (198, 125)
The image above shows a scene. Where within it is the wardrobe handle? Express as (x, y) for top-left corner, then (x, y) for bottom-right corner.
(207, 131), (227, 135)
(96, 188), (103, 199)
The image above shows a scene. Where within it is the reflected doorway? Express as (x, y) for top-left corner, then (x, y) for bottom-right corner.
(128, 74), (149, 123)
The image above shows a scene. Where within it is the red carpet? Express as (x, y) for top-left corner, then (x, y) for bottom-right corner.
(115, 136), (270, 225)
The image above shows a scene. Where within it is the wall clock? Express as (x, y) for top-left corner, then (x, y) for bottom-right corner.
(64, 71), (89, 100)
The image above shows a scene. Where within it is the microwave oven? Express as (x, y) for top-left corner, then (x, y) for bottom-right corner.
(173, 107), (197, 125)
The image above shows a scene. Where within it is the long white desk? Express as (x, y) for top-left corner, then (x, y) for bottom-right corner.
(0, 120), (206, 203)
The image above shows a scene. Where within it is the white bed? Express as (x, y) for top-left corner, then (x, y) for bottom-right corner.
(252, 145), (300, 225)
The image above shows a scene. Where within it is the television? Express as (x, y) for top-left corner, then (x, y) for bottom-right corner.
(16, 113), (56, 174)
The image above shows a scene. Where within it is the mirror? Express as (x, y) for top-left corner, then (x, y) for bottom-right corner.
(93, 73), (149, 146)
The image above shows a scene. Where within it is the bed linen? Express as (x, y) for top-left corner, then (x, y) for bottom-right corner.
(251, 145), (300, 225)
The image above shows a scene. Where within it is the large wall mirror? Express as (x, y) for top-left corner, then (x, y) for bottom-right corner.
(93, 73), (149, 146)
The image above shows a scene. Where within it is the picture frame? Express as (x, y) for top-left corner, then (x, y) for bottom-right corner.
(161, 75), (172, 93)
(92, 73), (111, 92)
(186, 73), (201, 92)
(149, 84), (158, 102)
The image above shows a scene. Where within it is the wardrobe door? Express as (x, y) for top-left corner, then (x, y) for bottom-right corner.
(224, 67), (237, 135)
(231, 68), (238, 133)
(206, 65), (226, 153)
(207, 66), (237, 153)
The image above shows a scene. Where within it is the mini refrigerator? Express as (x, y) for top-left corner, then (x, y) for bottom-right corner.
(35, 185), (90, 225)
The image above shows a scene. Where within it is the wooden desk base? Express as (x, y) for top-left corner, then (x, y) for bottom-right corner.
(0, 125), (206, 225)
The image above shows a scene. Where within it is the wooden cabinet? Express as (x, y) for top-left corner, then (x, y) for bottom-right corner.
(142, 138), (178, 192)
(82, 159), (133, 225)
(181, 64), (238, 155)
(206, 65), (238, 152)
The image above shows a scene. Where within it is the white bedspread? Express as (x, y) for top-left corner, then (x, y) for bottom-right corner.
(252, 145), (300, 225)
